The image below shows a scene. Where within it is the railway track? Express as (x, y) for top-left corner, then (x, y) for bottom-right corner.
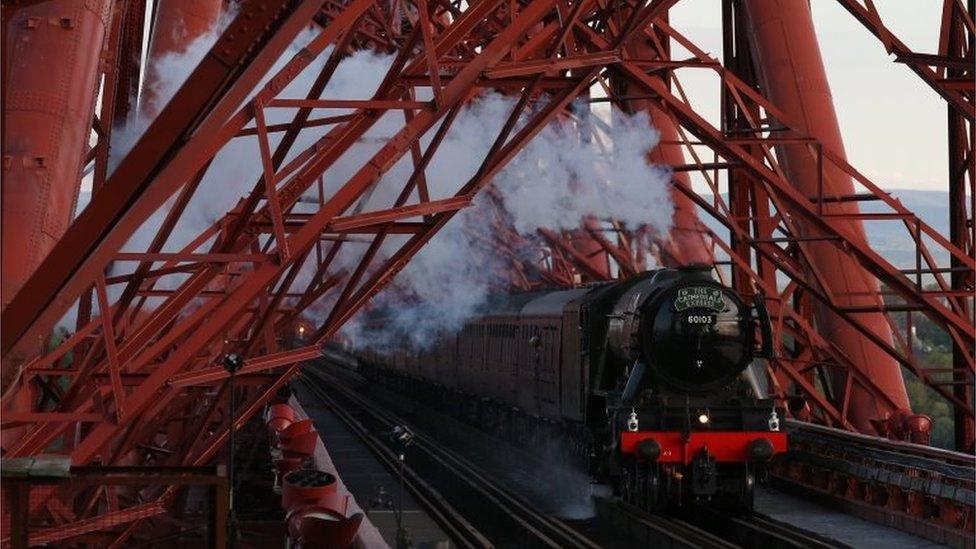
(297, 366), (743, 548)
(297, 363), (850, 548)
(296, 374), (490, 547)
(601, 499), (850, 549)
(596, 499), (740, 549)
(297, 367), (601, 548)
(684, 506), (852, 549)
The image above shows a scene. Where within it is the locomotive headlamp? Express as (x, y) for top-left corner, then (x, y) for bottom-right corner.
(626, 409), (639, 432)
(698, 413), (709, 425)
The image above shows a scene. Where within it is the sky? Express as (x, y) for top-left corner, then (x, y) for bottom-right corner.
(667, 0), (950, 191)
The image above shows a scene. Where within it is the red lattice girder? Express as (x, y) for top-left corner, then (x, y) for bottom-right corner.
(1, 0), (973, 543)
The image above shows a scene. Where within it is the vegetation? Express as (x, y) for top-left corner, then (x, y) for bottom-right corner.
(891, 299), (961, 450)
(904, 367), (955, 450)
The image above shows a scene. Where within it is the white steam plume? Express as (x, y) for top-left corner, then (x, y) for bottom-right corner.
(96, 30), (674, 347)
(341, 91), (674, 351)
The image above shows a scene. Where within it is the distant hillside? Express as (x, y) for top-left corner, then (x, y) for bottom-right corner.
(701, 189), (952, 269)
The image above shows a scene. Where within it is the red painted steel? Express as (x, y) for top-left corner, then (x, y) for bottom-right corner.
(1, 0), (111, 455)
(619, 431), (788, 463)
(836, 0), (974, 123)
(942, 0), (975, 452)
(576, 16), (973, 433)
(0, 0), (972, 541)
(741, 1), (911, 431)
(265, 403), (362, 548)
(1, 0), (110, 307)
(140, 0), (224, 118)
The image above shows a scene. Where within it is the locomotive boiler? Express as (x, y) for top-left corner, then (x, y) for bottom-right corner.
(356, 266), (786, 511)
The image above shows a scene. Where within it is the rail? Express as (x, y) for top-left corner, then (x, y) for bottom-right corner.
(313, 349), (872, 549)
(298, 365), (740, 548)
(786, 419), (976, 468)
(596, 498), (740, 549)
(687, 505), (851, 549)
(298, 367), (598, 548)
(294, 372), (491, 548)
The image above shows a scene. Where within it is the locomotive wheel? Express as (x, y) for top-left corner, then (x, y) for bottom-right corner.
(711, 466), (755, 513)
(738, 468), (755, 512)
(631, 463), (644, 509)
(664, 466), (681, 509)
(644, 465), (662, 512)
(635, 464), (647, 509)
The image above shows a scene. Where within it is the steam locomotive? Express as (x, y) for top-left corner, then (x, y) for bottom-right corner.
(355, 266), (787, 511)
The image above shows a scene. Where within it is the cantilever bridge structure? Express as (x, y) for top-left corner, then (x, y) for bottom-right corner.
(0, 0), (973, 545)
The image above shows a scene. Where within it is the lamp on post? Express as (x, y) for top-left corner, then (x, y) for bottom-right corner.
(388, 425), (414, 549)
(222, 353), (244, 546)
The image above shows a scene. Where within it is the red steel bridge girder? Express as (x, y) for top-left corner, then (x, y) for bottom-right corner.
(0, 2), (664, 492)
(592, 20), (973, 424)
(1, 0), (968, 462)
(0, 0), (973, 542)
(139, 0), (224, 120)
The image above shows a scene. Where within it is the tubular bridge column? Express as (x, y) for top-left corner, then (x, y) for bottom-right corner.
(1, 0), (112, 451)
(946, 0), (975, 452)
(2, 0), (111, 309)
(139, 0), (224, 119)
(741, 0), (912, 431)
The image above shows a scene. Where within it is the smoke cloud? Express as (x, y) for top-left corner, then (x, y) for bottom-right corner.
(91, 20), (674, 348)
(341, 91), (674, 351)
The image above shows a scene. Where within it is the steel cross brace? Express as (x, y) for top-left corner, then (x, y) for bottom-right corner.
(4, 0), (657, 535)
(579, 22), (974, 345)
(4, 0), (973, 539)
(835, 0), (974, 122)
